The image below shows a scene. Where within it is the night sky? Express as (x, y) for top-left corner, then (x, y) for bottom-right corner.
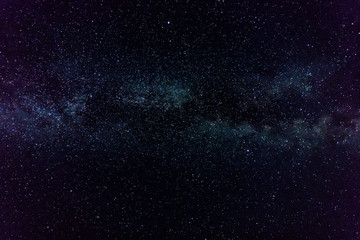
(1, 0), (360, 239)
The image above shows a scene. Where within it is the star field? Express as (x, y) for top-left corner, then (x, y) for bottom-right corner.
(1, 0), (360, 239)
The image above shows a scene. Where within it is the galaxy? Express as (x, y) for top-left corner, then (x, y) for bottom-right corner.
(1, 0), (360, 239)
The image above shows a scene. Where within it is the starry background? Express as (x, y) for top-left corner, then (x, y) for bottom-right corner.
(1, 0), (360, 239)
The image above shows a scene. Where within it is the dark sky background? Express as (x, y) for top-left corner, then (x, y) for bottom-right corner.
(1, 0), (360, 239)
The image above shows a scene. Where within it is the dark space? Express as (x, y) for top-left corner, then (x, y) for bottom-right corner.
(0, 0), (360, 239)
